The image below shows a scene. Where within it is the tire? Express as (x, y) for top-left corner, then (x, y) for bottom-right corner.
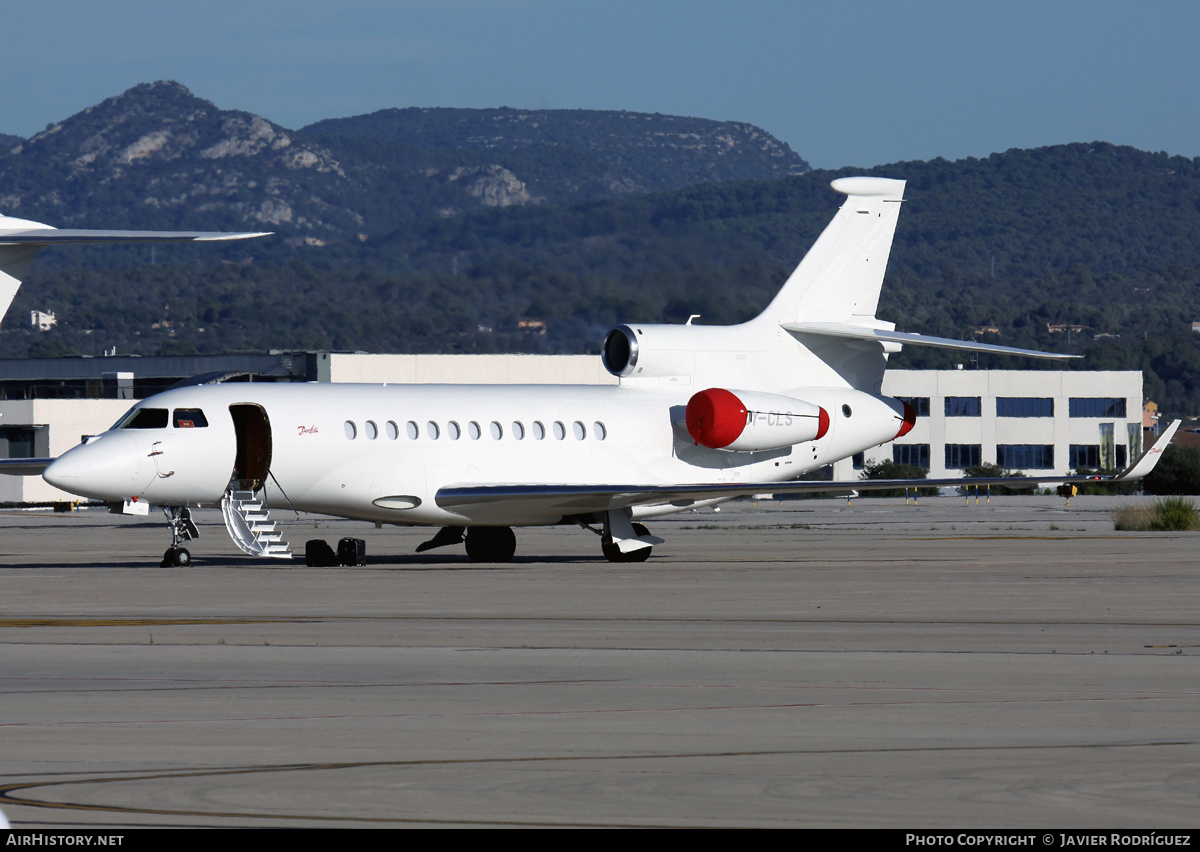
(602, 523), (652, 563)
(161, 546), (191, 568)
(465, 527), (517, 562)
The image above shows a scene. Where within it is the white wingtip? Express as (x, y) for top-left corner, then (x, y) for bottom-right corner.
(193, 232), (273, 241)
(1115, 420), (1181, 481)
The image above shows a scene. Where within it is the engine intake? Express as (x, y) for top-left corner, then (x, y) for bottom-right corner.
(685, 388), (829, 452)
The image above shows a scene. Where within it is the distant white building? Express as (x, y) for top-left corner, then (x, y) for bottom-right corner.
(831, 369), (1144, 480)
(29, 310), (56, 331)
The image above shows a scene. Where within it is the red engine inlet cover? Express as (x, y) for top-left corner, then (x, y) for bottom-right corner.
(686, 388), (748, 449)
(896, 399), (917, 438)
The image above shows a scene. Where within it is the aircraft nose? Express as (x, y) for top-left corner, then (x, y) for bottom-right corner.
(43, 434), (142, 501)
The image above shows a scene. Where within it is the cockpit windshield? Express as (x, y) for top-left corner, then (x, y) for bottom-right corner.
(173, 409), (209, 428)
(112, 407), (210, 430)
(114, 407), (168, 430)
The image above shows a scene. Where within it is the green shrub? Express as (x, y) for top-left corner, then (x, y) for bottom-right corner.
(1151, 496), (1200, 530)
(1112, 497), (1200, 531)
(1143, 445), (1200, 495)
(858, 460), (936, 498)
(960, 462), (1034, 494)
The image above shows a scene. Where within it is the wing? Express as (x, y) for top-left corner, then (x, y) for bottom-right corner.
(0, 229), (271, 243)
(436, 421), (1180, 516)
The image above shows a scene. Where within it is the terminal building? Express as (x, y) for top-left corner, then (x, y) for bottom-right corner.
(0, 353), (1142, 503)
(832, 369), (1144, 481)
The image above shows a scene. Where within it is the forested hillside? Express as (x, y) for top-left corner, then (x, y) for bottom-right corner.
(3, 83), (1200, 415)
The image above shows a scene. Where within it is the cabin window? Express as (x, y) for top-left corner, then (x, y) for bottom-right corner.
(468, 421), (482, 440)
(532, 421), (546, 440)
(120, 408), (169, 430)
(512, 421), (525, 440)
(427, 421), (440, 440)
(448, 421), (461, 440)
(573, 421), (586, 440)
(406, 421), (419, 440)
(344, 421), (357, 440)
(553, 421), (566, 440)
(490, 421), (503, 440)
(364, 420), (378, 440)
(172, 409), (208, 428)
(593, 422), (607, 440)
(386, 421), (399, 440)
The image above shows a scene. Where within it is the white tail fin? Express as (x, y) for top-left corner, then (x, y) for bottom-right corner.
(756, 176), (905, 327)
(0, 215), (270, 324)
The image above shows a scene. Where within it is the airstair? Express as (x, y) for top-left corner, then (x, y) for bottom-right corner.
(220, 487), (292, 559)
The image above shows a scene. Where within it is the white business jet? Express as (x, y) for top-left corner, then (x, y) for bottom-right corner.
(17, 178), (1178, 565)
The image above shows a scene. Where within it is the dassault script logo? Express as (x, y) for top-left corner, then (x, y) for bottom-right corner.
(297, 425), (319, 435)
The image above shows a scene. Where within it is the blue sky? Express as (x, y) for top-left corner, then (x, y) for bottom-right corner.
(4, 0), (1198, 169)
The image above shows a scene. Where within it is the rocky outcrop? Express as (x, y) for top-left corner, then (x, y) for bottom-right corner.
(0, 82), (355, 233)
(448, 165), (539, 207)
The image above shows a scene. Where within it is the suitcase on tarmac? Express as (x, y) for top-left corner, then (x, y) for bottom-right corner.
(337, 537), (367, 567)
(305, 538), (338, 567)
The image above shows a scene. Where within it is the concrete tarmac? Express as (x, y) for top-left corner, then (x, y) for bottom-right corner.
(0, 495), (1197, 828)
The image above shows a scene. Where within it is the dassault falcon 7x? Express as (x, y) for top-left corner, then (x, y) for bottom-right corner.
(20, 177), (1177, 565)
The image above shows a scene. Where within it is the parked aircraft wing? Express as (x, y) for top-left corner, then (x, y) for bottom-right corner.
(437, 421), (1181, 514)
(782, 322), (1081, 360)
(0, 229), (271, 243)
(0, 220), (271, 322)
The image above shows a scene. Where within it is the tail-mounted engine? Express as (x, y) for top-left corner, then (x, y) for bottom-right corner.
(685, 388), (829, 452)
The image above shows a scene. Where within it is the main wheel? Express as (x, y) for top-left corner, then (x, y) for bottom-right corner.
(465, 527), (517, 562)
(602, 523), (652, 563)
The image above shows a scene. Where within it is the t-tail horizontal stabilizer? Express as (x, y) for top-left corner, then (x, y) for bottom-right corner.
(782, 322), (1082, 360)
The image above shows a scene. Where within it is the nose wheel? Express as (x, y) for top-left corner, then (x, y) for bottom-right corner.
(160, 506), (199, 567)
(161, 546), (192, 568)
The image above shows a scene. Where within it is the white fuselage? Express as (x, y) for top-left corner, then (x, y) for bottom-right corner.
(43, 380), (907, 527)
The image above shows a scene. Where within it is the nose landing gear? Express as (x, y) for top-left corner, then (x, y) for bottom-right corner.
(161, 506), (199, 567)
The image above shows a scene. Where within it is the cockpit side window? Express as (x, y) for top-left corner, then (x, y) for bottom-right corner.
(173, 409), (209, 428)
(117, 408), (169, 430)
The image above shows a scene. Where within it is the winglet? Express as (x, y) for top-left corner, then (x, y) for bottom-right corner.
(1115, 420), (1180, 481)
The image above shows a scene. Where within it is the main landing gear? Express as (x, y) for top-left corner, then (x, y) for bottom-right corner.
(602, 522), (653, 563)
(414, 516), (657, 563)
(161, 506), (199, 567)
(416, 525), (517, 562)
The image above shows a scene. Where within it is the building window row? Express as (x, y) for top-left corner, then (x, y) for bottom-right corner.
(1070, 443), (1127, 470)
(944, 397), (981, 417)
(343, 419), (607, 442)
(893, 444), (931, 468)
(900, 397), (931, 417)
(1069, 398), (1127, 418)
(931, 397), (1129, 419)
(893, 443), (1057, 469)
(944, 444), (981, 469)
(997, 444), (1054, 469)
(996, 397), (1053, 417)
